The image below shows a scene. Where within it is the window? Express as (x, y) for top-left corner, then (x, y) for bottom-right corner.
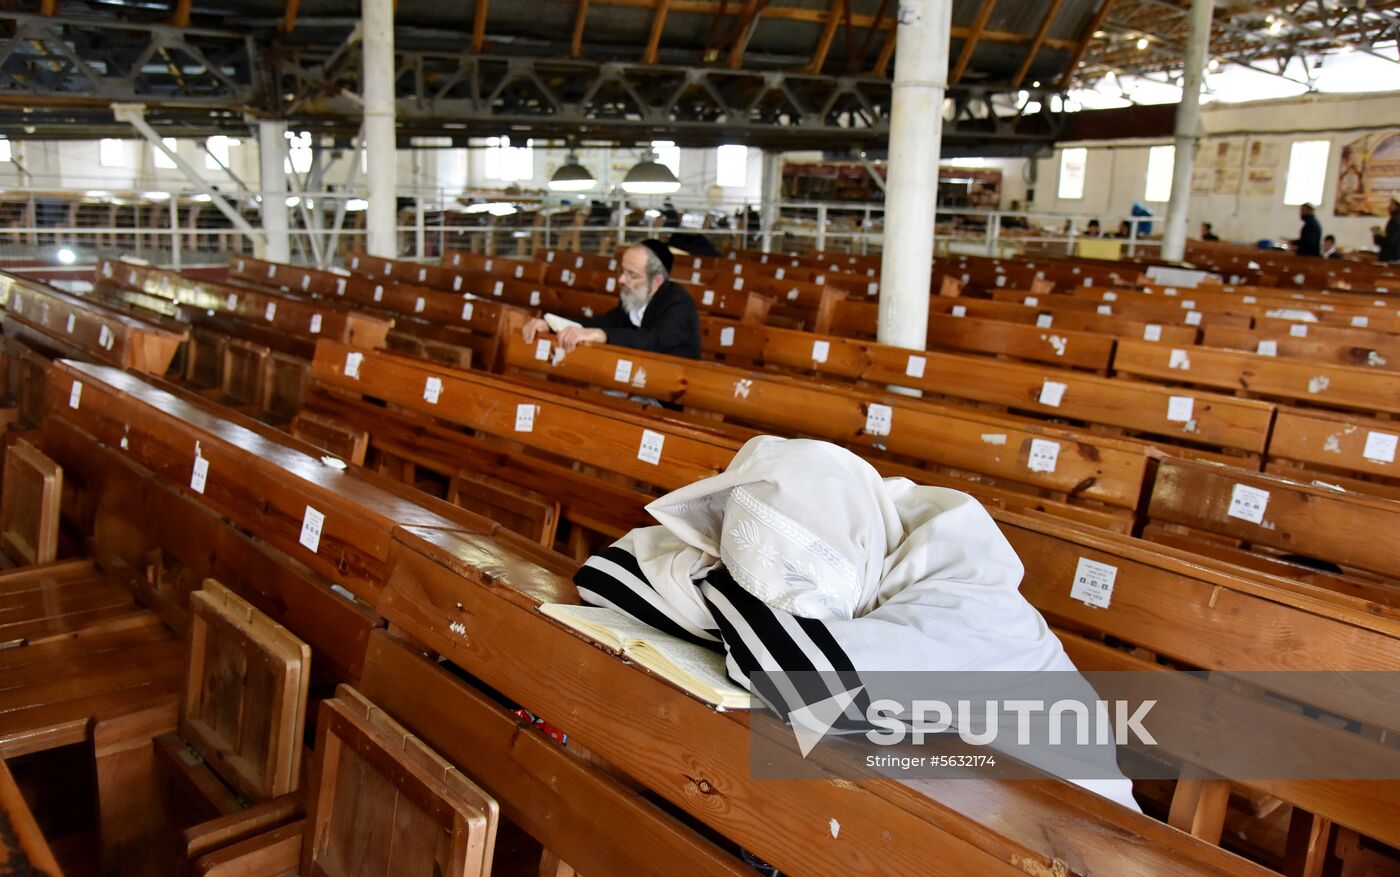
(1144, 145), (1175, 202)
(153, 138), (178, 169)
(99, 138), (126, 168)
(0, 140), (11, 163)
(1057, 147), (1087, 200)
(285, 131), (313, 175)
(652, 140), (680, 178)
(204, 135), (233, 170)
(484, 136), (534, 182)
(1284, 140), (1330, 206)
(716, 144), (748, 188)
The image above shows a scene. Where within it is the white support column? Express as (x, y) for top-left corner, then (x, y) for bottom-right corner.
(876, 0), (951, 352)
(363, 0), (398, 257)
(759, 149), (780, 253)
(258, 120), (291, 263)
(1160, 0), (1213, 262)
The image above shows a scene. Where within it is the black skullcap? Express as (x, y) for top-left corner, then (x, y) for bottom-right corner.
(637, 238), (674, 275)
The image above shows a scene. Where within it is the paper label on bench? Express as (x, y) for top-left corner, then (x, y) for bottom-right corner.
(190, 455), (209, 494)
(637, 429), (665, 465)
(383, 263), (392, 276)
(906, 355), (926, 378)
(613, 359), (633, 383)
(264, 302), (276, 321)
(1242, 295), (1256, 303)
(1181, 300), (1196, 310)
(99, 324), (114, 350)
(951, 305), (966, 318)
(1102, 291), (1117, 302)
(226, 292), (238, 310)
(1166, 395), (1194, 423)
(102, 262), (113, 278)
(1184, 310), (1202, 326)
(1256, 340), (1277, 356)
(1143, 324), (1162, 342)
(1168, 349), (1191, 370)
(996, 276), (1006, 288)
(423, 376), (443, 405)
(413, 296), (426, 313)
(343, 351), (363, 380)
(1363, 431), (1397, 464)
(720, 326), (735, 347)
(864, 403), (892, 437)
(514, 403), (536, 432)
(372, 284), (384, 302)
(575, 256), (584, 269)
(775, 268), (785, 279)
(452, 254), (461, 265)
(1027, 439), (1060, 473)
(732, 264), (742, 275)
(524, 290), (539, 307)
(493, 281), (503, 296)
(128, 269), (138, 285)
(418, 267), (428, 282)
(703, 290), (715, 305)
(515, 264), (524, 278)
(1023, 296), (1038, 306)
(336, 278), (347, 295)
(1097, 305), (1112, 315)
(1038, 380), (1067, 408)
(1226, 484), (1269, 524)
(452, 275), (463, 291)
(65, 313), (75, 334)
(535, 339), (551, 361)
(734, 277), (744, 290)
(786, 288), (799, 301)
(691, 271), (701, 284)
(815, 274), (825, 285)
(1070, 557), (1117, 609)
(811, 340), (829, 363)
(351, 256), (360, 269)
(867, 282), (878, 295)
(606, 277), (616, 292)
(309, 314), (322, 334)
(68, 381), (82, 409)
(461, 301), (474, 320)
(299, 506), (325, 553)
(1036, 314), (1053, 329)
(1352, 316), (1370, 328)
(1290, 323), (1308, 337)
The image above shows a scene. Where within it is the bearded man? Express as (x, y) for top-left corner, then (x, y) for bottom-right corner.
(521, 239), (701, 359)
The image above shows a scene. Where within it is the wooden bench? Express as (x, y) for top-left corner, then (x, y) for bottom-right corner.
(0, 438), (62, 567)
(0, 270), (187, 376)
(987, 288), (1255, 330)
(1202, 324), (1400, 373)
(699, 317), (1276, 455)
(1113, 338), (1400, 416)
(1265, 407), (1400, 494)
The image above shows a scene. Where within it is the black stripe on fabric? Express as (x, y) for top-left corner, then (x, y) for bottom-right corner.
(595, 545), (649, 584)
(792, 615), (856, 673)
(703, 566), (819, 673)
(573, 562), (719, 649)
(699, 589), (763, 678)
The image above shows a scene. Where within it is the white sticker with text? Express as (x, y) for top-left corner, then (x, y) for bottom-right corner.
(1166, 396), (1194, 423)
(298, 506), (325, 553)
(1227, 484), (1269, 524)
(865, 403), (893, 437)
(1027, 439), (1060, 473)
(1070, 557), (1117, 609)
(1038, 380), (1067, 408)
(638, 430), (665, 465)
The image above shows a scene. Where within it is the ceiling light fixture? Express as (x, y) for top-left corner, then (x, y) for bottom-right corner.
(549, 152), (596, 191)
(621, 149), (681, 195)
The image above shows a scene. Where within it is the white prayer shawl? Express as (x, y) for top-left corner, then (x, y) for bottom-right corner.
(574, 436), (1140, 812)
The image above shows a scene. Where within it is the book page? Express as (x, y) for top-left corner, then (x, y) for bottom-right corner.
(629, 637), (754, 709)
(544, 312), (583, 333)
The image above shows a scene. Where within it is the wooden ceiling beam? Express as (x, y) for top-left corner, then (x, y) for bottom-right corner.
(1057, 0), (1117, 88)
(571, 0), (590, 58)
(849, 0), (891, 72)
(39, 0), (56, 14)
(872, 21), (896, 76)
(171, 0), (192, 26)
(951, 0), (997, 84)
(281, 0), (301, 33)
(804, 0), (844, 74)
(472, 0), (490, 54)
(643, 0), (672, 63)
(1010, 0), (1066, 88)
(725, 0), (771, 69)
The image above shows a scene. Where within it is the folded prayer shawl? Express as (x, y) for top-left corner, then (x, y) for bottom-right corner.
(574, 436), (1141, 812)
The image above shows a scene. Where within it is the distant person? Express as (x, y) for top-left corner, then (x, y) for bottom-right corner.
(1321, 235), (1342, 260)
(1114, 220), (1133, 239)
(1083, 219), (1102, 237)
(1294, 203), (1322, 257)
(661, 199), (682, 228)
(1003, 200), (1028, 229)
(1373, 198), (1400, 263)
(521, 239), (700, 359)
(1201, 222), (1220, 241)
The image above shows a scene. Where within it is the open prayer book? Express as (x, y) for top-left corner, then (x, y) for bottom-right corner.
(543, 313), (583, 333)
(539, 604), (755, 710)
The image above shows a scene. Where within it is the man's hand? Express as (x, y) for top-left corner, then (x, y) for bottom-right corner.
(521, 317), (549, 343)
(557, 326), (607, 352)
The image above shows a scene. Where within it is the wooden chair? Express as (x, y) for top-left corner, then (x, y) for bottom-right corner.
(448, 468), (560, 547)
(0, 437), (62, 567)
(192, 685), (499, 877)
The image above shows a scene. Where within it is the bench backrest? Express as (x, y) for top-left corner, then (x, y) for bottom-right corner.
(0, 438), (62, 566)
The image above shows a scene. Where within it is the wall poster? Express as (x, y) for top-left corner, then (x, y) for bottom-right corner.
(1335, 130), (1400, 217)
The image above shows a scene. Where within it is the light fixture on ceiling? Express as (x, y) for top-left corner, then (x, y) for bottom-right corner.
(1136, 36), (1150, 50)
(621, 149), (681, 195)
(549, 152), (596, 191)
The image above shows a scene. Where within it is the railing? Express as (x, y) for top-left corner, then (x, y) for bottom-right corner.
(0, 185), (1164, 274)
